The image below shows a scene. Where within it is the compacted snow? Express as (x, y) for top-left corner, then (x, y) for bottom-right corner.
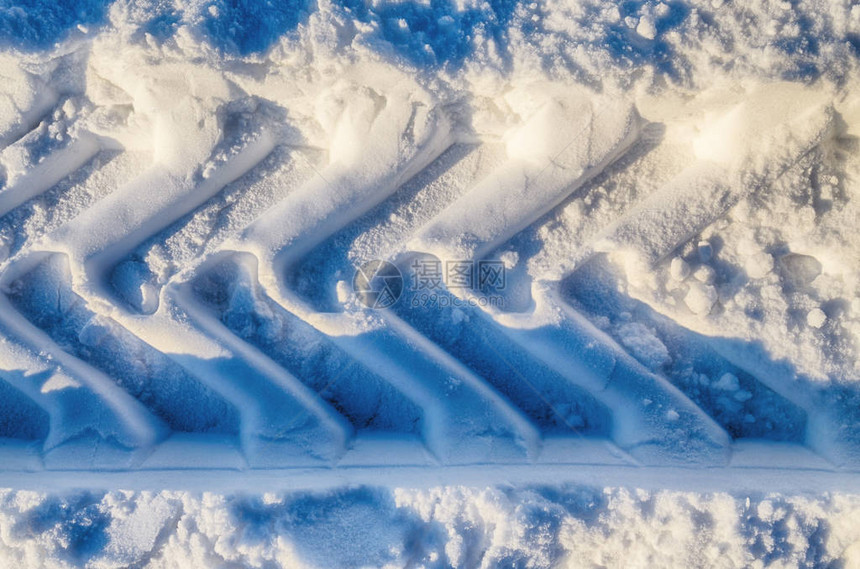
(0, 0), (859, 566)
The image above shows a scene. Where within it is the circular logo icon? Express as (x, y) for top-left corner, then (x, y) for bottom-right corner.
(353, 260), (403, 309)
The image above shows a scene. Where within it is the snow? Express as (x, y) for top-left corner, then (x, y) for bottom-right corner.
(684, 281), (718, 315)
(0, 486), (859, 568)
(669, 257), (690, 281)
(0, 0), (858, 565)
(714, 373), (741, 393)
(808, 308), (828, 329)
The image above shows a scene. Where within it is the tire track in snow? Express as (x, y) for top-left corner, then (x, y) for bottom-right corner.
(396, 88), (843, 465)
(5, 253), (241, 437)
(95, 142), (412, 459)
(190, 254), (428, 444)
(0, 75), (855, 475)
(560, 104), (850, 464)
(196, 101), (546, 464)
(1, 123), (353, 466)
(91, 97), (457, 463)
(389, 96), (733, 465)
(538, 90), (848, 464)
(112, 145), (321, 314)
(233, 95), (661, 464)
(0, 105), (173, 465)
(0, 259), (167, 468)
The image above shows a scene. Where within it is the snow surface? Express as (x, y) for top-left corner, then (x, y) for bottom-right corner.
(0, 0), (859, 565)
(2, 486), (860, 568)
